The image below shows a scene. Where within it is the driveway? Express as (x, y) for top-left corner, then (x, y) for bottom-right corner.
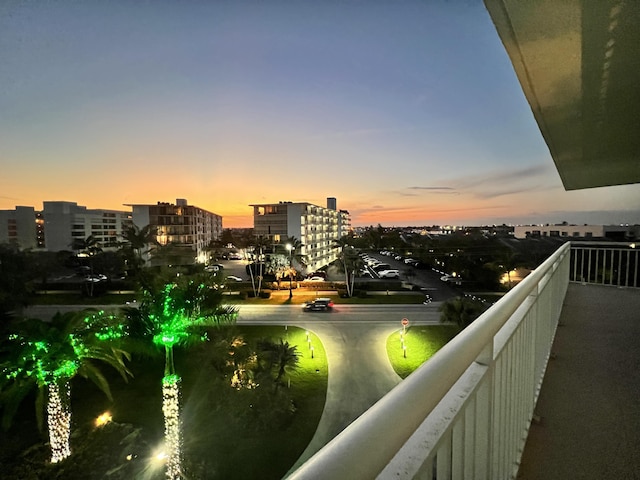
(284, 322), (404, 473)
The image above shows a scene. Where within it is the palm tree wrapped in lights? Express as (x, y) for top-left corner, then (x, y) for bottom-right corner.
(0, 310), (132, 464)
(124, 275), (237, 479)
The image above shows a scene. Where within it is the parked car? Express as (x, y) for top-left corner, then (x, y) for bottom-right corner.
(372, 263), (391, 272)
(226, 275), (243, 282)
(228, 252), (243, 260)
(308, 276), (325, 281)
(378, 270), (400, 279)
(84, 274), (107, 283)
(440, 274), (462, 285)
(303, 298), (334, 311)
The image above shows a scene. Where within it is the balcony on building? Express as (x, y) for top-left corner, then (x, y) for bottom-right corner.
(288, 1), (640, 478)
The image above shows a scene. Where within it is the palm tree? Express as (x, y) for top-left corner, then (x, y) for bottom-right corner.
(121, 224), (157, 267)
(283, 236), (307, 269)
(247, 235), (271, 297)
(71, 235), (104, 297)
(0, 310), (132, 463)
(123, 274), (237, 479)
(278, 236), (306, 298)
(71, 234), (102, 258)
(332, 236), (363, 297)
(258, 339), (300, 391)
(439, 296), (488, 331)
(488, 249), (522, 289)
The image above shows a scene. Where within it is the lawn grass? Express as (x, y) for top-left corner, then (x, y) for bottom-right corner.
(1, 326), (328, 480)
(386, 325), (460, 378)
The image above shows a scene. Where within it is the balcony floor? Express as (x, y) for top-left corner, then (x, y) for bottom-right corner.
(518, 283), (640, 479)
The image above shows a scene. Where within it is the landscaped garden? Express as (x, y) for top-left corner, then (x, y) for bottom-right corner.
(0, 325), (327, 480)
(386, 325), (460, 378)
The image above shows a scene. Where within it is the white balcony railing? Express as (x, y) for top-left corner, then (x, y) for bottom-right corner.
(569, 241), (639, 288)
(289, 242), (570, 480)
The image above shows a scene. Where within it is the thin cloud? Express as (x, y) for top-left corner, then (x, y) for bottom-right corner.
(407, 186), (459, 195)
(444, 164), (560, 199)
(474, 184), (559, 200)
(353, 203), (506, 218)
(455, 165), (552, 190)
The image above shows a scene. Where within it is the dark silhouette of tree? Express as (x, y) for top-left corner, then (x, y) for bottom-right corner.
(439, 296), (488, 331)
(121, 224), (157, 272)
(332, 236), (363, 297)
(71, 235), (103, 297)
(0, 245), (33, 321)
(488, 249), (522, 289)
(258, 338), (300, 391)
(247, 235), (271, 297)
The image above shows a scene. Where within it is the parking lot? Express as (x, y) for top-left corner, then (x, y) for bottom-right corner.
(211, 253), (458, 302)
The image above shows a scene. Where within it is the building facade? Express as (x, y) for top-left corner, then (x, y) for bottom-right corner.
(128, 198), (222, 266)
(514, 224), (638, 240)
(42, 201), (132, 252)
(0, 206), (38, 249)
(1, 202), (132, 251)
(251, 197), (351, 273)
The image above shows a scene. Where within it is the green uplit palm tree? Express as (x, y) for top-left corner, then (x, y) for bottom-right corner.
(0, 310), (132, 464)
(123, 274), (237, 480)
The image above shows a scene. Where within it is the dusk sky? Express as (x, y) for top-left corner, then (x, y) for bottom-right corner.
(2, 1), (639, 228)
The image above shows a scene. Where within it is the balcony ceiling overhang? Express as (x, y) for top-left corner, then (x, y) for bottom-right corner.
(484, 0), (640, 190)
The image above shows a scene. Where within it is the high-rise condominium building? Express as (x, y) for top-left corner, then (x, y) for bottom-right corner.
(41, 201), (132, 252)
(128, 198), (222, 266)
(251, 197), (351, 273)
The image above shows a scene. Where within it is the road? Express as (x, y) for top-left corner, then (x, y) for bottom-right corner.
(236, 303), (442, 325)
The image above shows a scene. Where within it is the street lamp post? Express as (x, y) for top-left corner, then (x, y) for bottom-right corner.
(286, 243), (293, 299)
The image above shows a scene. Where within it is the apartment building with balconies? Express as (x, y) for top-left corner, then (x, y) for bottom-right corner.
(128, 198), (222, 266)
(251, 197), (350, 273)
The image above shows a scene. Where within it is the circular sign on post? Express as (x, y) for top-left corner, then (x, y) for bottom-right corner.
(401, 318), (409, 326)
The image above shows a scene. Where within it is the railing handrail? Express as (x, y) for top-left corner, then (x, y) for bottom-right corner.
(570, 240), (637, 247)
(288, 242), (571, 480)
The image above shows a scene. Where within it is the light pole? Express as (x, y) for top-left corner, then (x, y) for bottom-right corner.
(286, 243), (293, 299)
